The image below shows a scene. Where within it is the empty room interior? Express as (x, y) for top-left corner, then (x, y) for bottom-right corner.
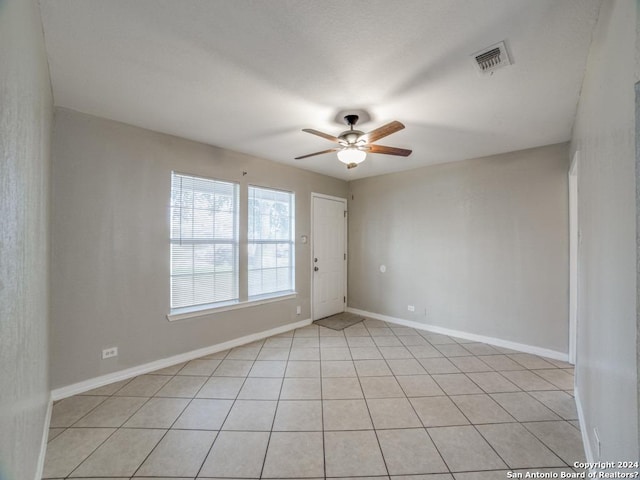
(2, 0), (639, 479)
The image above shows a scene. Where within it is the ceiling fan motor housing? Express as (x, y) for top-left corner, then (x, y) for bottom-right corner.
(340, 115), (364, 145)
(340, 131), (365, 145)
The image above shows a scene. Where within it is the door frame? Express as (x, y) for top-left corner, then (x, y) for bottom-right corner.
(568, 151), (579, 365)
(310, 193), (348, 321)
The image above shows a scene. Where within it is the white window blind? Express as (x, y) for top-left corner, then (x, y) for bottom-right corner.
(248, 186), (295, 297)
(170, 172), (239, 309)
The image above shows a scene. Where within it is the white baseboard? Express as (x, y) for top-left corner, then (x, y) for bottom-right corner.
(35, 393), (53, 480)
(574, 386), (594, 463)
(52, 318), (312, 401)
(347, 307), (569, 362)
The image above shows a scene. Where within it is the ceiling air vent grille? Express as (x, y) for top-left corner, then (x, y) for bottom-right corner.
(472, 41), (511, 75)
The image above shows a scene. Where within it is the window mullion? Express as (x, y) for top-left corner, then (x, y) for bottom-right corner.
(238, 182), (248, 302)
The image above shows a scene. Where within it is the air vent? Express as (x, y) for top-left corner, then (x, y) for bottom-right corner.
(472, 41), (511, 75)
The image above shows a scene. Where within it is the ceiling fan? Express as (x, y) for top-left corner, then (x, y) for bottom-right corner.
(295, 115), (412, 169)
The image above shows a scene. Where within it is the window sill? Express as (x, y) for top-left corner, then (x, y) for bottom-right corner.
(167, 292), (298, 322)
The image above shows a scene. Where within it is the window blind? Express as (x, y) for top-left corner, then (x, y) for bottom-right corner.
(248, 186), (295, 297)
(170, 172), (239, 309)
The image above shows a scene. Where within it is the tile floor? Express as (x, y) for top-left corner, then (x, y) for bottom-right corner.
(43, 318), (585, 479)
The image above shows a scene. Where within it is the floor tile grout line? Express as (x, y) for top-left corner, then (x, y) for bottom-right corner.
(368, 324), (452, 477)
(473, 421), (569, 470)
(418, 334), (571, 472)
(129, 401), (192, 477)
(129, 351), (231, 478)
(195, 336), (271, 479)
(318, 324), (327, 480)
(66, 383), (169, 479)
(448, 354), (569, 470)
(57, 427), (116, 479)
(52, 419), (580, 434)
(257, 330), (294, 479)
(431, 379), (513, 472)
(524, 391), (580, 421)
(519, 420), (574, 467)
(345, 324), (392, 478)
(487, 390), (566, 423)
(62, 392), (112, 429)
(48, 385), (122, 447)
(380, 321), (576, 469)
(134, 352), (239, 476)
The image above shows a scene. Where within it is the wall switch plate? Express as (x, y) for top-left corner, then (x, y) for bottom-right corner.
(407, 305), (415, 312)
(102, 347), (118, 359)
(296, 305), (301, 315)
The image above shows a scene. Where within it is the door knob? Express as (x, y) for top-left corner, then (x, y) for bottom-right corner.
(314, 266), (319, 272)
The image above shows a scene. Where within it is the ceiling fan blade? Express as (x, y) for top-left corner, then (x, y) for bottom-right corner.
(295, 148), (339, 160)
(302, 128), (342, 144)
(367, 144), (413, 157)
(362, 121), (405, 143)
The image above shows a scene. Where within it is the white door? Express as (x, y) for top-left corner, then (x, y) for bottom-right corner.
(312, 194), (347, 320)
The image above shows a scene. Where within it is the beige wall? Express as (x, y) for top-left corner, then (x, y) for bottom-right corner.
(348, 143), (570, 354)
(0, 0), (53, 478)
(50, 108), (348, 389)
(571, 0), (639, 460)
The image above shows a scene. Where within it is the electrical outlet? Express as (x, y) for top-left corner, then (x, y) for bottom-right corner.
(102, 347), (118, 360)
(296, 305), (301, 315)
(407, 305), (415, 312)
(593, 427), (601, 459)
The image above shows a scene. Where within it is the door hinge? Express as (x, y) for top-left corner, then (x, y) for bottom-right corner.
(344, 210), (347, 218)
(344, 253), (346, 260)
(344, 296), (346, 303)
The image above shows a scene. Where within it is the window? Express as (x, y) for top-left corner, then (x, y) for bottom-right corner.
(169, 174), (296, 317)
(170, 172), (239, 309)
(248, 186), (295, 297)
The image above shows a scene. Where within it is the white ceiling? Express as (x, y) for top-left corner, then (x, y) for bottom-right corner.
(39, 0), (601, 180)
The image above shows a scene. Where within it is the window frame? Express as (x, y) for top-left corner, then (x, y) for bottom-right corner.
(169, 171), (240, 312)
(247, 185), (296, 299)
(167, 174), (297, 322)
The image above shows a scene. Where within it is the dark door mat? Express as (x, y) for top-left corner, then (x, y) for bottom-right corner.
(314, 312), (365, 331)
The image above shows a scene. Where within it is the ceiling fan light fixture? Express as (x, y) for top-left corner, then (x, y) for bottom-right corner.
(337, 147), (366, 165)
(296, 115), (410, 164)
